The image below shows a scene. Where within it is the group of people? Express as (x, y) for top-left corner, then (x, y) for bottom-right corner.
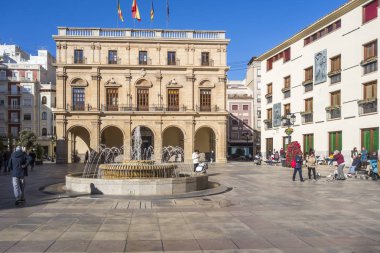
(292, 149), (347, 181)
(1, 147), (36, 206)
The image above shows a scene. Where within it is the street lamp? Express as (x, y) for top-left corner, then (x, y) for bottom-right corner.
(242, 132), (253, 159)
(282, 113), (296, 144)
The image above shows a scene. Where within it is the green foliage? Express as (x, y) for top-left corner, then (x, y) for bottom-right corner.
(35, 144), (44, 160)
(18, 130), (37, 151)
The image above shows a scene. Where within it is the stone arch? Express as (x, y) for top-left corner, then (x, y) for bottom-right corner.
(67, 125), (91, 163)
(194, 126), (217, 162)
(100, 125), (124, 149)
(131, 125), (155, 160)
(162, 126), (185, 148)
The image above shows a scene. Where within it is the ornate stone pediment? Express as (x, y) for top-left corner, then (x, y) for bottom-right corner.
(70, 78), (88, 87)
(135, 78), (153, 88)
(104, 77), (122, 87)
(166, 78), (183, 88)
(199, 79), (215, 88)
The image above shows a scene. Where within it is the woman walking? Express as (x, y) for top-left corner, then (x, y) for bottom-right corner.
(306, 152), (317, 180)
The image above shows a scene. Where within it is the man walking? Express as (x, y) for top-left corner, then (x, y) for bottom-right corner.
(8, 146), (28, 206)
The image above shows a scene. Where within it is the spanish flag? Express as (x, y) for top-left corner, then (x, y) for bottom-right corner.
(117, 0), (124, 22)
(132, 0), (141, 21)
(150, 1), (154, 22)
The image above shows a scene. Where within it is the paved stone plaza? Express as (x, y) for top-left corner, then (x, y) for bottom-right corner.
(0, 162), (379, 253)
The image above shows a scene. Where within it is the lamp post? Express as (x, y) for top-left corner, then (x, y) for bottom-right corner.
(242, 132), (253, 159)
(282, 113), (296, 145)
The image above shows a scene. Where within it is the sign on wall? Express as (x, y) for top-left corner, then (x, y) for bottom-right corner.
(314, 49), (327, 85)
(273, 103), (282, 127)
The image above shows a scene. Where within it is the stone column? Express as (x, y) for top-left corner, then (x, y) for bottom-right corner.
(184, 120), (195, 163)
(216, 119), (228, 163)
(55, 119), (68, 164)
(154, 120), (163, 163)
(219, 75), (227, 111)
(123, 119), (132, 161)
(56, 70), (67, 110)
(90, 119), (101, 151)
(91, 71), (101, 110)
(186, 74), (196, 111)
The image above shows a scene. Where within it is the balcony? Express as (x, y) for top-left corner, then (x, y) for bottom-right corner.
(167, 59), (180, 66)
(361, 56), (378, 75)
(282, 87), (291, 99)
(8, 104), (21, 110)
(326, 106), (341, 120)
(200, 59), (214, 67)
(302, 80), (313, 92)
(263, 119), (272, 130)
(66, 104), (93, 112)
(138, 58), (152, 66)
(57, 27), (227, 40)
(106, 57), (121, 65)
(72, 56), (87, 64)
(265, 93), (272, 104)
(328, 70), (341, 84)
(101, 104), (192, 112)
(301, 112), (313, 124)
(358, 98), (377, 115)
(196, 105), (221, 112)
(7, 77), (34, 82)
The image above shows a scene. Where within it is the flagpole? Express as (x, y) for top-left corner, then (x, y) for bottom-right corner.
(116, 0), (119, 28)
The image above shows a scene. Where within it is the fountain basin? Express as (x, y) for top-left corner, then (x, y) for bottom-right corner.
(98, 163), (177, 179)
(66, 173), (209, 196)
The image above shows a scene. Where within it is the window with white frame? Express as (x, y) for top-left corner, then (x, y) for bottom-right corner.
(26, 71), (33, 81)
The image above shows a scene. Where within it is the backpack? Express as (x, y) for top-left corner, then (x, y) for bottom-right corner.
(291, 159), (296, 168)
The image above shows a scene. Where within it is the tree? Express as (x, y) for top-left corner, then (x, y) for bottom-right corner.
(17, 130), (37, 151)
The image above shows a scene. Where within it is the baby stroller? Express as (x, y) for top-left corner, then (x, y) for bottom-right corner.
(195, 162), (208, 173)
(369, 160), (378, 180)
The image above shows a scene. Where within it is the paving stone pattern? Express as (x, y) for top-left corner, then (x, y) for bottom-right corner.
(0, 162), (379, 252)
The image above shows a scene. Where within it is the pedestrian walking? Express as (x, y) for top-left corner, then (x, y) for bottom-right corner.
(306, 152), (317, 180)
(192, 150), (200, 172)
(292, 153), (304, 182)
(333, 150), (346, 180)
(3, 150), (11, 173)
(8, 146), (28, 206)
(28, 150), (36, 171)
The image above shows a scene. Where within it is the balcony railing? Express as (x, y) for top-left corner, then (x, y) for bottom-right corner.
(101, 104), (191, 112)
(167, 59), (180, 66)
(301, 112), (313, 124)
(358, 99), (377, 115)
(200, 59), (214, 66)
(264, 120), (273, 130)
(196, 105), (221, 112)
(66, 104), (93, 111)
(326, 106), (341, 120)
(57, 27), (226, 40)
(8, 104), (21, 110)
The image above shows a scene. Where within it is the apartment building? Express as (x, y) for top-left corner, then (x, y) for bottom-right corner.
(258, 0), (379, 158)
(0, 45), (56, 153)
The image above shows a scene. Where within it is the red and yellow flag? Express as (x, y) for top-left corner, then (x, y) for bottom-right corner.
(132, 0), (141, 21)
(118, 0), (124, 22)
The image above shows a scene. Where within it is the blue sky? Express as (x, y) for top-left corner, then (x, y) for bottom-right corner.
(1, 0), (348, 79)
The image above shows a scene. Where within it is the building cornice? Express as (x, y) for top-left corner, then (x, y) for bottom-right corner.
(256, 0), (371, 61)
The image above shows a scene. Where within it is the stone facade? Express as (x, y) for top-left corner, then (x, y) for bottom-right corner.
(53, 28), (230, 164)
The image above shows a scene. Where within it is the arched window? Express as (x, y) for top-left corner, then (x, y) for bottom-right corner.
(42, 96), (47, 105)
(42, 128), (47, 136)
(42, 112), (47, 120)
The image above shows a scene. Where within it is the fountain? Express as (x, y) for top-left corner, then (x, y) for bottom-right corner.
(65, 126), (209, 196)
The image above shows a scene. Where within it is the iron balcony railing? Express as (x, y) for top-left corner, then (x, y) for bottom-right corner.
(358, 99), (377, 115)
(326, 107), (341, 120)
(301, 112), (313, 124)
(66, 104), (93, 111)
(101, 104), (190, 112)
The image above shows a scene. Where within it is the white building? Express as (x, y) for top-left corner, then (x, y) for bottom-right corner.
(0, 45), (56, 154)
(257, 0), (379, 159)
